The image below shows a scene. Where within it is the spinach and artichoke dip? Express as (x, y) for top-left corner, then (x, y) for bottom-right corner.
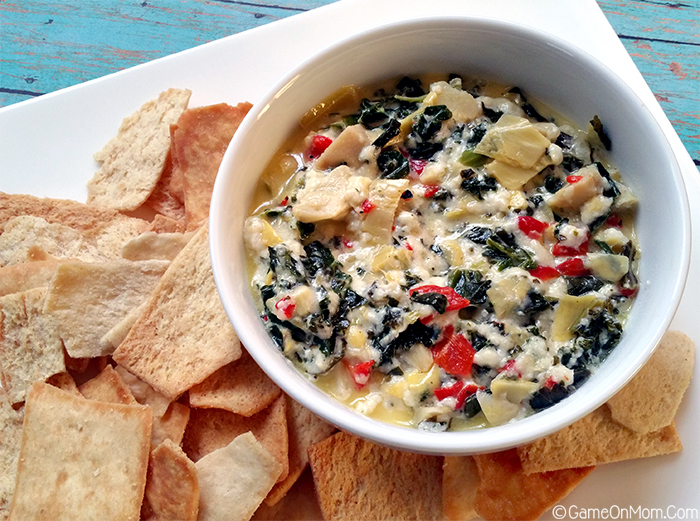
(244, 75), (640, 431)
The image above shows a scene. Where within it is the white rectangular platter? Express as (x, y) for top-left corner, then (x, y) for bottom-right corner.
(1, 0), (698, 516)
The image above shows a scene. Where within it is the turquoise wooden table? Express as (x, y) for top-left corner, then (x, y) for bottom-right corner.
(1, 0), (698, 166)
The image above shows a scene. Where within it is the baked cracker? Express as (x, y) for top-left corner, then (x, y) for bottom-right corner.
(79, 364), (138, 405)
(171, 103), (252, 224)
(183, 394), (289, 482)
(195, 432), (283, 521)
(8, 382), (152, 521)
(144, 439), (199, 521)
(113, 222), (241, 399)
(188, 348), (281, 417)
(517, 404), (683, 474)
(43, 259), (169, 358)
(0, 287), (64, 404)
(443, 456), (479, 521)
(307, 430), (443, 521)
(87, 88), (192, 211)
(607, 330), (695, 433)
(473, 449), (594, 521)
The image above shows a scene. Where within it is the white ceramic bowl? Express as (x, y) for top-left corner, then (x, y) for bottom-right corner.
(210, 17), (690, 455)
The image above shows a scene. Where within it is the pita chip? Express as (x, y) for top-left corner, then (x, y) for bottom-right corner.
(144, 149), (188, 222)
(607, 330), (695, 433)
(114, 365), (171, 418)
(8, 382), (152, 521)
(253, 468), (323, 521)
(188, 348), (281, 417)
(473, 449), (594, 521)
(113, 223), (241, 399)
(147, 214), (186, 234)
(45, 371), (82, 397)
(0, 259), (63, 297)
(121, 230), (193, 261)
(307, 430), (443, 521)
(183, 395), (289, 481)
(0, 388), (23, 520)
(152, 402), (191, 447)
(0, 215), (85, 267)
(0, 191), (130, 234)
(443, 456), (480, 521)
(79, 365), (138, 405)
(43, 259), (169, 358)
(171, 102), (252, 224)
(517, 404), (683, 474)
(87, 88), (192, 211)
(0, 287), (64, 404)
(144, 439), (199, 521)
(195, 432), (283, 521)
(264, 395), (335, 506)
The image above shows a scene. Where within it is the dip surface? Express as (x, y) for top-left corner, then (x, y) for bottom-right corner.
(244, 75), (639, 431)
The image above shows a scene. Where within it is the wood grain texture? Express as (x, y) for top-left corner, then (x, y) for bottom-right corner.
(598, 0), (700, 163)
(0, 0), (698, 163)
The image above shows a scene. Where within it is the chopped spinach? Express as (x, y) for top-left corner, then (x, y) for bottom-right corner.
(590, 115), (612, 151)
(463, 226), (494, 245)
(377, 148), (409, 179)
(357, 98), (388, 128)
(522, 289), (551, 317)
(297, 221), (315, 239)
(482, 106), (502, 123)
(448, 269), (491, 305)
(410, 292), (448, 314)
(530, 383), (574, 411)
(460, 170), (498, 199)
(302, 241), (336, 276)
(372, 118), (401, 148)
(395, 76), (425, 98)
(565, 276), (604, 296)
(544, 174), (565, 193)
(413, 105), (452, 141)
(522, 103), (548, 122)
(595, 162), (620, 198)
(483, 229), (537, 271)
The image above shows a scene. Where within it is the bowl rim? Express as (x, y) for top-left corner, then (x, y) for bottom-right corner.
(210, 15), (691, 455)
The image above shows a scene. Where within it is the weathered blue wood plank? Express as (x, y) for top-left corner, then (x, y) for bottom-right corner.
(598, 0), (700, 163)
(0, 0), (337, 106)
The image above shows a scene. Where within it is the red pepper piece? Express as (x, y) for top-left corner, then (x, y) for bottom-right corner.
(342, 238), (354, 249)
(517, 216), (549, 240)
(497, 359), (521, 377)
(274, 296), (296, 319)
(280, 196), (289, 206)
(432, 333), (476, 377)
(306, 134), (333, 160)
(409, 285), (471, 312)
(556, 257), (590, 276)
(606, 214), (623, 228)
(422, 184), (441, 198)
(343, 360), (374, 389)
(434, 381), (483, 409)
(552, 238), (589, 257)
(543, 376), (557, 389)
(410, 158), (427, 175)
(360, 199), (376, 214)
(528, 265), (560, 281)
(618, 285), (638, 298)
(566, 175), (583, 183)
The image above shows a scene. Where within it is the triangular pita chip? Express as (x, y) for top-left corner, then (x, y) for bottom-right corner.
(87, 88), (191, 211)
(517, 404), (683, 474)
(264, 395), (335, 506)
(607, 330), (695, 433)
(188, 348), (281, 417)
(144, 439), (199, 521)
(0, 388), (23, 520)
(183, 395), (289, 482)
(195, 432), (283, 521)
(113, 223), (241, 399)
(443, 456), (480, 521)
(171, 102), (252, 224)
(79, 364), (137, 404)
